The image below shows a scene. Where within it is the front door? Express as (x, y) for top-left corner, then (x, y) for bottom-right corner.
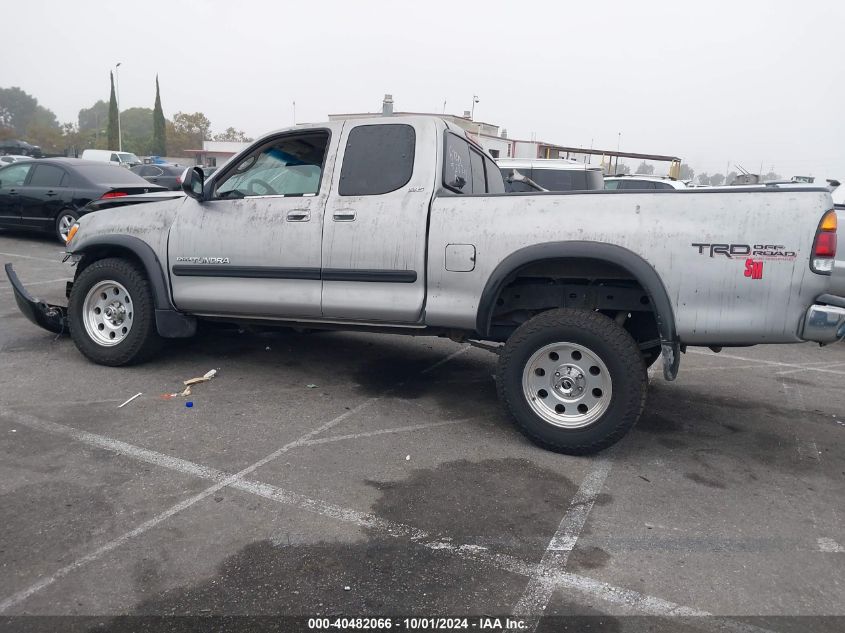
(320, 119), (436, 322)
(0, 162), (33, 227)
(168, 126), (341, 318)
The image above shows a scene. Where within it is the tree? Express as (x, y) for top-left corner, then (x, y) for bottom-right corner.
(726, 171), (738, 185)
(709, 173), (725, 186)
(679, 163), (695, 181)
(152, 75), (166, 156)
(612, 162), (631, 175)
(635, 161), (654, 175)
(697, 172), (710, 186)
(0, 86), (61, 149)
(763, 171), (782, 182)
(107, 72), (119, 150)
(78, 100), (109, 133)
(212, 127), (253, 142)
(119, 107), (154, 155)
(172, 111), (211, 140)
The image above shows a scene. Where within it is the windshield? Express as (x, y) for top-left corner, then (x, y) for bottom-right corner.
(117, 152), (141, 165)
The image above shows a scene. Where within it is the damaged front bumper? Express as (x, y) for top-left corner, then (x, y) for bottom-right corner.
(800, 294), (845, 344)
(4, 263), (68, 335)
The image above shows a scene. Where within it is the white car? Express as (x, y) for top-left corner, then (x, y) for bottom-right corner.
(80, 149), (142, 168)
(604, 175), (687, 190)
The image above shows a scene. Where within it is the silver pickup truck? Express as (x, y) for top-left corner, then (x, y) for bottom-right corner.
(6, 116), (844, 454)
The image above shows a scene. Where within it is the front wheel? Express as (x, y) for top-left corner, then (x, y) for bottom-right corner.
(496, 309), (647, 455)
(68, 257), (163, 366)
(55, 209), (79, 243)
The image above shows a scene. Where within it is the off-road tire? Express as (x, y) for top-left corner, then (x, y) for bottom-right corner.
(68, 257), (163, 366)
(496, 308), (647, 455)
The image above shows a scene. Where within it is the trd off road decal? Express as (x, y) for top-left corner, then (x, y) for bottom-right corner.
(691, 243), (797, 281)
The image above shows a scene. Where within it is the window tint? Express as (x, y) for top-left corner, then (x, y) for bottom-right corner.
(654, 182), (674, 190)
(339, 124), (415, 196)
(0, 163), (33, 187)
(620, 179), (655, 190)
(484, 157), (505, 193)
(443, 133), (472, 193)
(528, 168), (604, 192)
(215, 131), (329, 199)
(28, 164), (66, 187)
(604, 179), (620, 190)
(470, 149), (485, 193)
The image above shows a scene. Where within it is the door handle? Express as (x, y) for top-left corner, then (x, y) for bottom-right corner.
(286, 209), (310, 222)
(8, 189), (17, 195)
(332, 209), (356, 221)
(46, 190), (57, 197)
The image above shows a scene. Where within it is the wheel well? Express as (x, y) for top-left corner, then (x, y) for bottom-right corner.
(75, 246), (146, 281)
(485, 257), (662, 350)
(71, 238), (173, 312)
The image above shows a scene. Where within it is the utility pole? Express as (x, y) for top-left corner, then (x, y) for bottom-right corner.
(114, 62), (123, 151)
(292, 100), (296, 125)
(471, 95), (479, 121)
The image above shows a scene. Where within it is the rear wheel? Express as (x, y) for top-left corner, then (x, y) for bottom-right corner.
(55, 209), (79, 243)
(68, 258), (162, 366)
(497, 308), (647, 454)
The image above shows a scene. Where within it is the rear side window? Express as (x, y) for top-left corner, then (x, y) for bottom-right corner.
(29, 164), (66, 187)
(339, 124), (415, 196)
(604, 179), (620, 190)
(485, 157), (505, 193)
(470, 150), (485, 193)
(620, 179), (655, 190)
(443, 133), (472, 193)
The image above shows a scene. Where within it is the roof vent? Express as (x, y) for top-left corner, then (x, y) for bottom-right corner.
(382, 94), (394, 117)
(501, 128), (508, 139)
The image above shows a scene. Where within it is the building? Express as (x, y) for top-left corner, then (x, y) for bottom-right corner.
(184, 140), (250, 168)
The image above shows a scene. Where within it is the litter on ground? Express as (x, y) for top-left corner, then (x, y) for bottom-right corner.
(118, 392), (143, 408)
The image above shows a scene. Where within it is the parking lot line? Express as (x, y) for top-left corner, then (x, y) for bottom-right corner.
(0, 251), (64, 264)
(687, 349), (845, 376)
(297, 418), (470, 446)
(0, 409), (785, 632)
(0, 346), (470, 613)
(511, 454), (614, 627)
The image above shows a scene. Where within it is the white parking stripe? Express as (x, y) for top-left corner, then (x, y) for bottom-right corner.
(0, 346), (469, 612)
(687, 349), (845, 376)
(0, 251), (64, 263)
(298, 418), (469, 446)
(511, 455), (614, 627)
(0, 411), (782, 632)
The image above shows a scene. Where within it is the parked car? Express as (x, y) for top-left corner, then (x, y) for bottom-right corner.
(498, 158), (604, 192)
(0, 139), (42, 158)
(80, 149), (142, 168)
(6, 116), (843, 455)
(130, 164), (187, 190)
(0, 155), (34, 166)
(604, 175), (687, 190)
(0, 158), (165, 242)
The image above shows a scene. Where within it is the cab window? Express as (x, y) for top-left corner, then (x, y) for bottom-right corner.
(214, 131), (329, 199)
(339, 124), (415, 196)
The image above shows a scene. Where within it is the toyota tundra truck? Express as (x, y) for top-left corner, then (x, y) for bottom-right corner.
(6, 116), (844, 454)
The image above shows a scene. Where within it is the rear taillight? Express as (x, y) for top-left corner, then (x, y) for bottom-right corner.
(811, 209), (837, 273)
(100, 191), (128, 199)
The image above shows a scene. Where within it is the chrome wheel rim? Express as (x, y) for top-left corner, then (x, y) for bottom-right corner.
(82, 280), (134, 346)
(522, 342), (613, 429)
(58, 214), (75, 242)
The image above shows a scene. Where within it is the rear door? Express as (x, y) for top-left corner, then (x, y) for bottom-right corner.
(18, 163), (71, 229)
(320, 119), (435, 322)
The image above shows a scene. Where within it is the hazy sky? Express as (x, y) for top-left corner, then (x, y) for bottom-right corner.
(2, 0), (842, 180)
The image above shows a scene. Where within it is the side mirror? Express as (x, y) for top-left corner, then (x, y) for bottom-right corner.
(181, 166), (205, 201)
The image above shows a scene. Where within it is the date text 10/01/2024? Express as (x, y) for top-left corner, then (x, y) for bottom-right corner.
(307, 617), (528, 630)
